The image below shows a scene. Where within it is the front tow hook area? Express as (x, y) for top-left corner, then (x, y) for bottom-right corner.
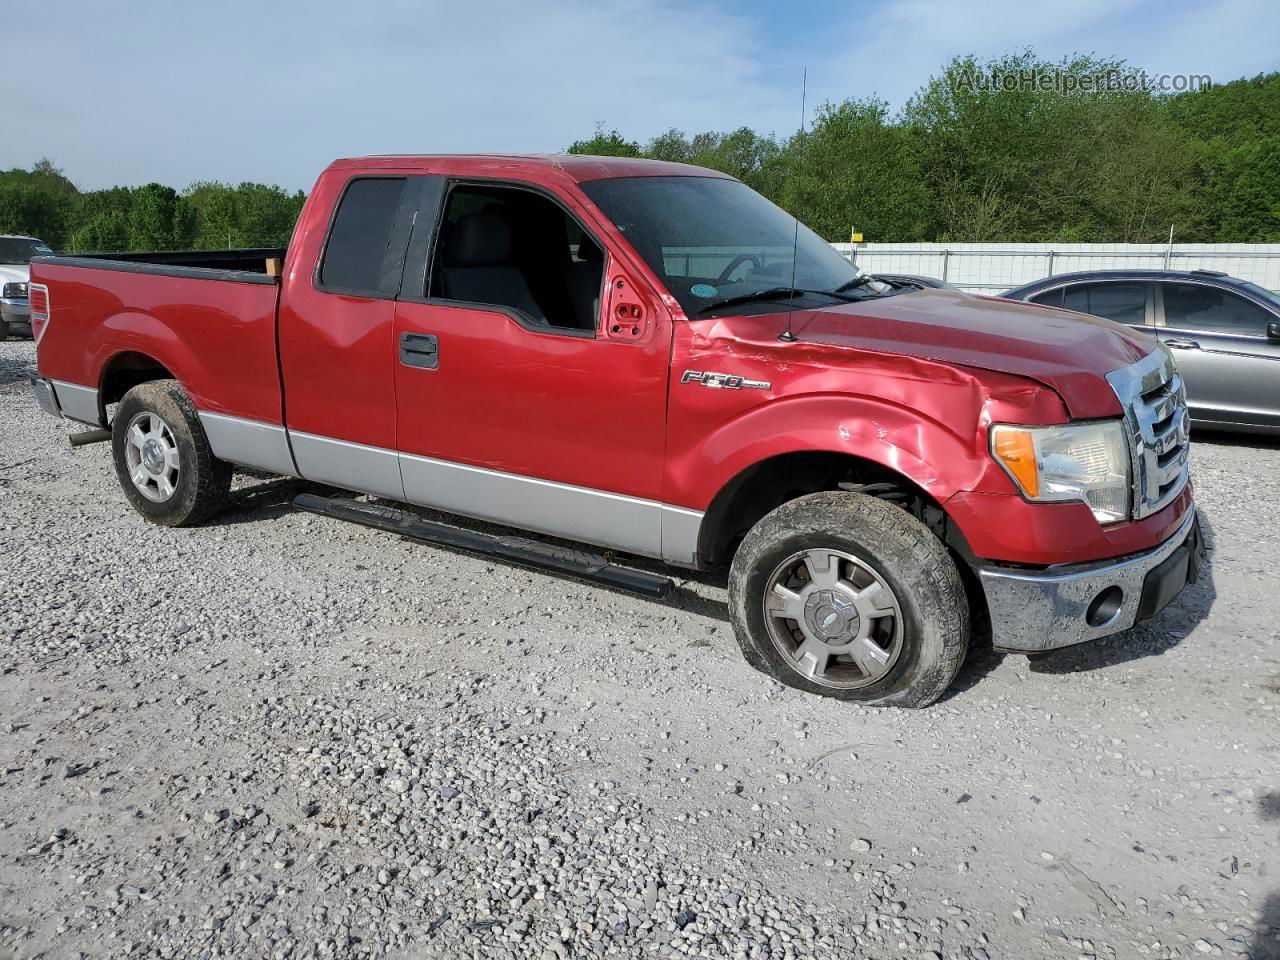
(977, 508), (1201, 653)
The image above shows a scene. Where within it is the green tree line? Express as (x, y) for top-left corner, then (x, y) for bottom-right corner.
(2, 51), (1277, 249)
(0, 162), (305, 252)
(569, 53), (1280, 243)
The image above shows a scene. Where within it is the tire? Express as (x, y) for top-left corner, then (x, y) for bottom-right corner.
(728, 491), (968, 708)
(111, 380), (231, 526)
(0, 318), (9, 340)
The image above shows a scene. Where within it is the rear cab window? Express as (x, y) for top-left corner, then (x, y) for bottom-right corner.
(318, 178), (408, 296)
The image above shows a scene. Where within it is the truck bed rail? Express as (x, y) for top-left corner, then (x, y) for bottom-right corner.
(32, 248), (285, 285)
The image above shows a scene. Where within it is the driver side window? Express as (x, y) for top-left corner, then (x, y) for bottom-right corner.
(429, 183), (605, 334)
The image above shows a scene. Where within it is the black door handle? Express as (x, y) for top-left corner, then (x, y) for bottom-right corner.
(400, 332), (439, 369)
(1164, 337), (1200, 350)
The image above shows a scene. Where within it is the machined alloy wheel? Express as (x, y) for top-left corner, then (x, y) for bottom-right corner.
(727, 491), (969, 708)
(124, 411), (181, 502)
(763, 548), (903, 689)
(111, 380), (230, 526)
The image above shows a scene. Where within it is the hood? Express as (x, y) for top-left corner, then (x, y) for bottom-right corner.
(794, 288), (1154, 419)
(0, 264), (30, 286)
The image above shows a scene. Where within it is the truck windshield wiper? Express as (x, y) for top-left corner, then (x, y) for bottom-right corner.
(833, 275), (881, 294)
(696, 286), (856, 315)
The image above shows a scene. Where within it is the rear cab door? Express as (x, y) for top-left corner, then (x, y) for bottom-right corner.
(277, 168), (423, 497)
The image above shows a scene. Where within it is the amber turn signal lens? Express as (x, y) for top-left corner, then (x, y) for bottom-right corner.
(992, 427), (1039, 498)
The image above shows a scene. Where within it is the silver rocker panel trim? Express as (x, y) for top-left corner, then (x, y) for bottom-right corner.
(187, 413), (704, 567)
(400, 452), (703, 566)
(50, 379), (103, 427)
(198, 412), (298, 477)
(289, 430), (406, 501)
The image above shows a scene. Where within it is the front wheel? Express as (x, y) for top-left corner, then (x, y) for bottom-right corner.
(111, 380), (231, 526)
(728, 491), (969, 708)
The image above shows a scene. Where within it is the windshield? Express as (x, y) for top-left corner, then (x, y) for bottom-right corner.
(0, 238), (53, 264)
(579, 176), (859, 317)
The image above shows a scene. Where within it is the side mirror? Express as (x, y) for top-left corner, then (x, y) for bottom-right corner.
(1268, 321), (1280, 341)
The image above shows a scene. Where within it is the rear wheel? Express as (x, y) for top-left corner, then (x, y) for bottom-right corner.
(111, 380), (231, 526)
(0, 318), (9, 340)
(728, 491), (968, 708)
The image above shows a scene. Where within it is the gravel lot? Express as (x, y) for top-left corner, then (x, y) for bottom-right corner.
(1, 337), (1278, 960)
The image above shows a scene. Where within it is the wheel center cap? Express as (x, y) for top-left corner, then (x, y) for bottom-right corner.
(804, 589), (859, 644)
(142, 439), (166, 474)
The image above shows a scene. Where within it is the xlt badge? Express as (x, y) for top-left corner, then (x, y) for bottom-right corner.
(681, 370), (771, 391)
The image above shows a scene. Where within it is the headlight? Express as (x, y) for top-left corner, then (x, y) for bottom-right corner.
(2, 282), (27, 299)
(990, 420), (1131, 523)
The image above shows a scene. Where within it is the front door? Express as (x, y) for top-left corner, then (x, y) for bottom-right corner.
(1156, 280), (1280, 431)
(391, 179), (675, 558)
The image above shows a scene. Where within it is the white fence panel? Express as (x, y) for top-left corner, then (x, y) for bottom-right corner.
(828, 242), (1280, 294)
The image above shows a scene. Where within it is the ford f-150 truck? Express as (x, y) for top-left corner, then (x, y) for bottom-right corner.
(29, 155), (1203, 708)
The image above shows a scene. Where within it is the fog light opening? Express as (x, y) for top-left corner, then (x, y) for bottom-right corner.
(1086, 586), (1124, 627)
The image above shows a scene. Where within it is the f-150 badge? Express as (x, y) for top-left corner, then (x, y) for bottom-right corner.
(681, 370), (771, 390)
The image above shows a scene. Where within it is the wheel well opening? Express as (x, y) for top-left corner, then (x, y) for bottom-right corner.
(100, 353), (175, 408)
(697, 450), (991, 645)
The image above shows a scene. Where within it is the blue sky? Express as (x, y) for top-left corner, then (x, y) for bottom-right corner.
(5, 0), (1277, 192)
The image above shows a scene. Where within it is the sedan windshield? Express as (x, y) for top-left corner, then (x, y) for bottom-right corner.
(579, 176), (860, 317)
(0, 238), (53, 264)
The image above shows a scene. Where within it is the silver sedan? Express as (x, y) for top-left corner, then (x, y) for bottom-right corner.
(1002, 269), (1280, 436)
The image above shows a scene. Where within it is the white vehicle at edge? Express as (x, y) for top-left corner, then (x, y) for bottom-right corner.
(0, 235), (54, 338)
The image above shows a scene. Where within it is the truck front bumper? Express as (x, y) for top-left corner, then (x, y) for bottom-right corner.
(1, 296), (31, 332)
(977, 507), (1203, 652)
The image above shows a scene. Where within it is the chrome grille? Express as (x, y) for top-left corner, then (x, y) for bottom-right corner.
(1105, 346), (1191, 519)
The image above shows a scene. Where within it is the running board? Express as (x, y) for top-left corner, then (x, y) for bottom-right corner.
(292, 493), (674, 599)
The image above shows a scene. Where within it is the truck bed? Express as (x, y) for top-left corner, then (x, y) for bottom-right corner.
(30, 249), (286, 427)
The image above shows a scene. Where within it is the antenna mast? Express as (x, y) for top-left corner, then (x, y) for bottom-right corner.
(780, 67), (807, 343)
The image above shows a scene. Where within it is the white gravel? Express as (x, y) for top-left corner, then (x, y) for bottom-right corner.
(1, 338), (1278, 959)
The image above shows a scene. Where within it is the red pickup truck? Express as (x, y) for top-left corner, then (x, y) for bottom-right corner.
(30, 154), (1203, 707)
